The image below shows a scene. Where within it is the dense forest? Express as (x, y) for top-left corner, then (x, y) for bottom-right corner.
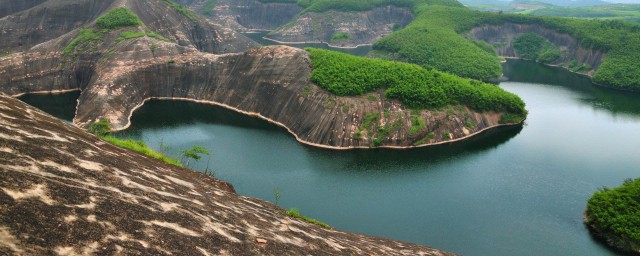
(374, 4), (640, 90)
(586, 178), (640, 253)
(307, 48), (526, 118)
(259, 0), (640, 91)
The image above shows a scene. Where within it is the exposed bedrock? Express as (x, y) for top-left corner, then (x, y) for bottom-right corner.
(0, 0), (47, 18)
(1, 41), (513, 149)
(209, 0), (303, 31)
(469, 23), (606, 75)
(0, 0), (258, 54)
(265, 6), (414, 48)
(0, 94), (453, 255)
(75, 44), (510, 149)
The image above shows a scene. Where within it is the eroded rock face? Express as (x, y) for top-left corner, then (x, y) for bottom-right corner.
(209, 0), (303, 31)
(0, 41), (512, 148)
(266, 6), (414, 48)
(0, 0), (46, 18)
(0, 0), (258, 53)
(469, 23), (606, 76)
(0, 94), (453, 255)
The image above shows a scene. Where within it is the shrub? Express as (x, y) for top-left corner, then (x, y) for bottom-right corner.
(95, 7), (142, 30)
(585, 178), (640, 253)
(88, 119), (111, 137)
(307, 48), (526, 116)
(331, 32), (351, 41)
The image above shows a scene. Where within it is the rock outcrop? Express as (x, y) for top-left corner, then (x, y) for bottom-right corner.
(0, 94), (453, 255)
(469, 23), (606, 76)
(0, 0), (258, 53)
(208, 0), (303, 31)
(0, 0), (518, 149)
(265, 6), (414, 48)
(0, 0), (46, 18)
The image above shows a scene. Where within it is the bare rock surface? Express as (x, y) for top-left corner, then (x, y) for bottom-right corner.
(0, 0), (517, 149)
(469, 23), (606, 76)
(0, 94), (454, 255)
(266, 6), (414, 48)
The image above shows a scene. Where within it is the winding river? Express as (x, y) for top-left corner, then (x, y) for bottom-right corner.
(20, 59), (640, 255)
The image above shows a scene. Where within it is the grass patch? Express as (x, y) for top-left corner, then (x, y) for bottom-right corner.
(361, 112), (379, 131)
(286, 208), (331, 229)
(103, 136), (182, 167)
(64, 28), (104, 56)
(162, 0), (198, 21)
(96, 7), (142, 30)
(88, 119), (181, 167)
(331, 32), (351, 41)
(146, 31), (172, 42)
(117, 30), (146, 42)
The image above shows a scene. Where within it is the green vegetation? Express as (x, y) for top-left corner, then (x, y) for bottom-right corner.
(162, 0), (198, 21)
(371, 3), (640, 90)
(568, 60), (591, 72)
(408, 114), (426, 136)
(103, 136), (182, 166)
(285, 208), (332, 228)
(95, 7), (142, 30)
(512, 33), (563, 64)
(87, 119), (111, 137)
(117, 30), (146, 42)
(259, 0), (461, 13)
(307, 48), (526, 118)
(586, 178), (640, 253)
(146, 31), (171, 42)
(180, 145), (210, 167)
(528, 4), (640, 23)
(331, 32), (351, 41)
(64, 29), (104, 56)
(200, 0), (218, 15)
(88, 119), (181, 166)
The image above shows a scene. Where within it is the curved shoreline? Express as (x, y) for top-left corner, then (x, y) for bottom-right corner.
(113, 96), (524, 150)
(261, 36), (373, 49)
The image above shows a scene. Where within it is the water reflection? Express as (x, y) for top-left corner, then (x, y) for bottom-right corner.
(18, 91), (80, 122)
(503, 60), (640, 118)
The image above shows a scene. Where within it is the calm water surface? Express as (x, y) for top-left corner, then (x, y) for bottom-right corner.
(242, 31), (373, 56)
(20, 60), (640, 256)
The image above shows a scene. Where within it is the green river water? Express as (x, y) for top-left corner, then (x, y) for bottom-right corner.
(20, 58), (640, 255)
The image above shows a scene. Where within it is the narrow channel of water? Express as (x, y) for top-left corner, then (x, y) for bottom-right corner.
(242, 31), (373, 56)
(19, 60), (640, 256)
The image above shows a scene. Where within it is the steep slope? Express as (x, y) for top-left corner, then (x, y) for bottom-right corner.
(0, 0), (46, 18)
(0, 0), (523, 149)
(0, 0), (258, 53)
(0, 94), (453, 255)
(266, 6), (413, 48)
(469, 23), (606, 75)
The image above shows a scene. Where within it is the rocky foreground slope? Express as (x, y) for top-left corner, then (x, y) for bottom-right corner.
(0, 94), (452, 255)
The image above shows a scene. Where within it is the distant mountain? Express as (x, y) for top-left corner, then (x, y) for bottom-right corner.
(460, 0), (615, 7)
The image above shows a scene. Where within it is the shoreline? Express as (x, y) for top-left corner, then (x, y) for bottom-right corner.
(113, 96), (524, 151)
(260, 36), (373, 49)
